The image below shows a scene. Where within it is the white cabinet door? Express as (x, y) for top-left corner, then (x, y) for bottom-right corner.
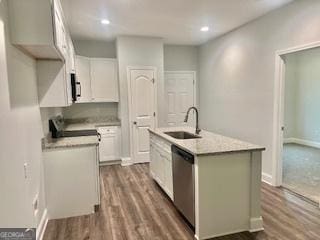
(75, 56), (92, 103)
(150, 143), (156, 178)
(163, 154), (173, 199)
(44, 146), (97, 219)
(98, 127), (120, 163)
(149, 135), (173, 200)
(90, 58), (119, 102)
(53, 0), (67, 57)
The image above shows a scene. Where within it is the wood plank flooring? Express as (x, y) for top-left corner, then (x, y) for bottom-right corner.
(43, 164), (320, 240)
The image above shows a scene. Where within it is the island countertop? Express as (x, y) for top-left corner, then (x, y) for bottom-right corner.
(148, 126), (265, 156)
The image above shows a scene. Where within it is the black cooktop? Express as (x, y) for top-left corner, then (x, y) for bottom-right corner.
(59, 130), (98, 138)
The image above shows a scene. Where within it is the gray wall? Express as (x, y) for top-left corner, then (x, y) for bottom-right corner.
(117, 36), (164, 158)
(73, 39), (116, 58)
(198, 0), (320, 181)
(284, 47), (320, 143)
(164, 45), (198, 71)
(163, 44), (200, 110)
(0, 0), (46, 228)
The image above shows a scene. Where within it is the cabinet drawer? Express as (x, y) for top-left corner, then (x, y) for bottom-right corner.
(97, 127), (117, 134)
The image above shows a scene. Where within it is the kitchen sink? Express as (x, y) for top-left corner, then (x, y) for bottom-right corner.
(164, 131), (202, 140)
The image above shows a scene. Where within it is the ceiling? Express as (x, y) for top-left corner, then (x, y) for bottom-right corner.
(61, 0), (293, 45)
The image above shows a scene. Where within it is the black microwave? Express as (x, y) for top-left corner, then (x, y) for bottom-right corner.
(71, 73), (81, 102)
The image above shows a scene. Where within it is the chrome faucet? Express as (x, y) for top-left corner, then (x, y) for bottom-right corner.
(184, 106), (201, 135)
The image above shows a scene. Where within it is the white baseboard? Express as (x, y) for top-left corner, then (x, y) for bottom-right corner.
(284, 138), (320, 149)
(249, 217), (264, 232)
(121, 157), (133, 166)
(36, 208), (48, 240)
(262, 172), (273, 185)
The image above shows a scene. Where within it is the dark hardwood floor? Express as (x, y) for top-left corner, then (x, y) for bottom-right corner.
(43, 164), (320, 240)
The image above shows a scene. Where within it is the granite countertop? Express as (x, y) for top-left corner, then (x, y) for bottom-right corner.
(42, 117), (120, 150)
(149, 126), (265, 156)
(43, 135), (99, 150)
(64, 116), (121, 131)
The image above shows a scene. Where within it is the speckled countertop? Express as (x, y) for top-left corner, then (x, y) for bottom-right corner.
(43, 136), (99, 150)
(42, 116), (120, 150)
(149, 126), (265, 156)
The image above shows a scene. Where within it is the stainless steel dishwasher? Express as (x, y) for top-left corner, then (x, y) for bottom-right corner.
(172, 145), (195, 227)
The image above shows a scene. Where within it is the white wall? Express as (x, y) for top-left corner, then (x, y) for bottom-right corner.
(117, 36), (164, 158)
(73, 39), (116, 58)
(199, 0), (320, 183)
(0, 0), (46, 228)
(63, 103), (118, 119)
(284, 47), (320, 143)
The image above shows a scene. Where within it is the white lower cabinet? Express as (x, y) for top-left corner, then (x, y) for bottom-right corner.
(97, 126), (121, 163)
(44, 145), (99, 219)
(150, 134), (173, 200)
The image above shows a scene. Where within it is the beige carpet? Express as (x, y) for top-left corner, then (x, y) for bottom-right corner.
(283, 143), (320, 203)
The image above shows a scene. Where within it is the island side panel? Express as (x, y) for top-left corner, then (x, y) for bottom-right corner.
(249, 151), (263, 232)
(195, 152), (252, 240)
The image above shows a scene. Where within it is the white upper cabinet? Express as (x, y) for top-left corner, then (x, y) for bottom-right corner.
(37, 61), (70, 107)
(75, 56), (119, 103)
(90, 58), (119, 102)
(8, 0), (67, 59)
(75, 56), (92, 103)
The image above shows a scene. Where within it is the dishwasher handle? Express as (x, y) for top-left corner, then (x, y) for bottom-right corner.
(171, 145), (194, 164)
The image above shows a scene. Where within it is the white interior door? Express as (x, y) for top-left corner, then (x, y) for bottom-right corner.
(129, 68), (156, 163)
(165, 72), (196, 126)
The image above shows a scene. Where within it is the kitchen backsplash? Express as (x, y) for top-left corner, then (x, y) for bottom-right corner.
(63, 102), (118, 119)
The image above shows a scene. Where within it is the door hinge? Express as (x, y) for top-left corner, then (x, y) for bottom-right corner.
(281, 126), (285, 131)
(151, 78), (155, 84)
(153, 112), (156, 117)
(193, 79), (195, 84)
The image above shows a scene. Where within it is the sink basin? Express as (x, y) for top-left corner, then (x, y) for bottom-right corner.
(164, 131), (202, 140)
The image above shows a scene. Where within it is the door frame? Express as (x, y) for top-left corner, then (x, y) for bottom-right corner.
(164, 71), (197, 107)
(272, 41), (320, 186)
(127, 66), (158, 164)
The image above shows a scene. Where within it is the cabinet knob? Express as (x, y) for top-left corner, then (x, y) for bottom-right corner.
(133, 121), (137, 125)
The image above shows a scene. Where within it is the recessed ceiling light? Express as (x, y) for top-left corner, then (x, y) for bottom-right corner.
(201, 26), (209, 32)
(101, 19), (110, 25)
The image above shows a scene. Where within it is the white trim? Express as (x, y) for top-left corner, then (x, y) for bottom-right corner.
(249, 217), (264, 233)
(195, 228), (250, 240)
(284, 138), (320, 149)
(272, 41), (320, 187)
(262, 172), (273, 185)
(127, 66), (158, 164)
(121, 157), (133, 166)
(164, 71), (197, 107)
(36, 208), (48, 240)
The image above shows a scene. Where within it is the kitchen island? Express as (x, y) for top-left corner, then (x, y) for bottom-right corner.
(148, 127), (265, 240)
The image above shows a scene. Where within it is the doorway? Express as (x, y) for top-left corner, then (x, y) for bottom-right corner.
(128, 66), (157, 164)
(164, 71), (196, 127)
(273, 42), (320, 205)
